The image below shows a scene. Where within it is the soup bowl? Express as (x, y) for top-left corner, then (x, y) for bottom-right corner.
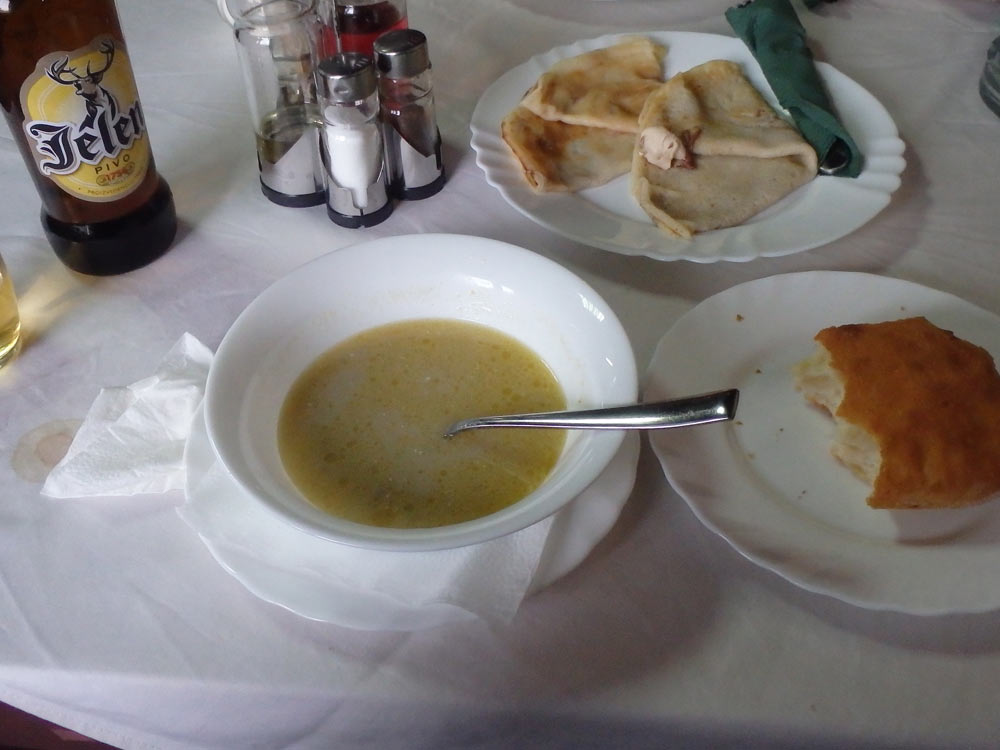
(204, 233), (637, 551)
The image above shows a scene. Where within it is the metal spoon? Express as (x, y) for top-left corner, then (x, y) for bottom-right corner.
(444, 388), (739, 437)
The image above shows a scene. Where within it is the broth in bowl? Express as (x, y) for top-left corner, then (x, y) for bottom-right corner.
(205, 233), (636, 551)
(277, 318), (567, 528)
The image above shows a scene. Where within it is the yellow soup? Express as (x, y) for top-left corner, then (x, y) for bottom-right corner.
(277, 319), (567, 528)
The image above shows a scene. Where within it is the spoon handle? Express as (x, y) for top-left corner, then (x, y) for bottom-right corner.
(444, 388), (739, 437)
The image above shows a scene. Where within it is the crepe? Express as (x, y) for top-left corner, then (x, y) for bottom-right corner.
(520, 36), (666, 134)
(500, 106), (636, 192)
(793, 317), (1000, 510)
(630, 59), (818, 239)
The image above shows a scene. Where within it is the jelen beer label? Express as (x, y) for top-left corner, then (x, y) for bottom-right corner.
(20, 36), (150, 202)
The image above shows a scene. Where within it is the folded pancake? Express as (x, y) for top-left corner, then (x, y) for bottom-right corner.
(630, 59), (818, 239)
(520, 36), (666, 134)
(793, 317), (1000, 510)
(500, 106), (636, 192)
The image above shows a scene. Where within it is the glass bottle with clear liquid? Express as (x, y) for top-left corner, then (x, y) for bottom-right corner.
(228, 0), (329, 206)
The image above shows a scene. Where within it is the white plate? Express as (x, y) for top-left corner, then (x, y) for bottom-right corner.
(181, 405), (640, 630)
(470, 31), (906, 263)
(645, 271), (1000, 614)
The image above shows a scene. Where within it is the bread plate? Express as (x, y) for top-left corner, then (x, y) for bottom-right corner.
(645, 271), (1000, 614)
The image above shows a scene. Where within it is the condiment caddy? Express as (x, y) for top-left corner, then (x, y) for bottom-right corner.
(225, 0), (443, 227)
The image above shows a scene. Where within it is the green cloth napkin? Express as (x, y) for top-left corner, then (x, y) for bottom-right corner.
(726, 0), (863, 177)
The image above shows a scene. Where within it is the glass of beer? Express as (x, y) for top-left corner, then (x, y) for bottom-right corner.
(0, 252), (21, 370)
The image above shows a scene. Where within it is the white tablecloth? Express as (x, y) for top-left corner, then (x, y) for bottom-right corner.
(2, 1), (1000, 748)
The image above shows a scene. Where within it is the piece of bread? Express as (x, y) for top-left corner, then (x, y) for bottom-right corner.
(500, 106), (636, 192)
(520, 36), (666, 134)
(501, 36), (665, 193)
(793, 316), (1000, 509)
(630, 60), (817, 238)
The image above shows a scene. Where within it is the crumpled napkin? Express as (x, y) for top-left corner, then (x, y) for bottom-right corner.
(726, 0), (863, 177)
(42, 334), (555, 627)
(42, 333), (213, 498)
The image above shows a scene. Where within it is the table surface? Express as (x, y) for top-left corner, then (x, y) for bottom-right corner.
(2, 1), (1000, 748)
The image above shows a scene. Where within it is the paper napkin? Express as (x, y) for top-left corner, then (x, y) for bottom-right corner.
(726, 0), (863, 177)
(42, 333), (213, 498)
(180, 450), (554, 628)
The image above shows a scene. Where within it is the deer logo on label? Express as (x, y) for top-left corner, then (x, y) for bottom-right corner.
(45, 39), (120, 131)
(20, 36), (150, 201)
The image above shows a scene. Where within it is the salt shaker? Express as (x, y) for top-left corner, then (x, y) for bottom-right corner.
(316, 53), (393, 227)
(373, 29), (445, 200)
(229, 0), (327, 206)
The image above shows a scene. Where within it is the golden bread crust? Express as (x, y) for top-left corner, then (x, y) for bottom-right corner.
(500, 107), (636, 192)
(520, 36), (666, 133)
(814, 317), (1000, 509)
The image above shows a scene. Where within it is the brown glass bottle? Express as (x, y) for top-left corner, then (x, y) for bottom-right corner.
(0, 0), (177, 275)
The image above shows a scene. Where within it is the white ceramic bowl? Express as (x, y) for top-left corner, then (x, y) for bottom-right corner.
(204, 233), (637, 551)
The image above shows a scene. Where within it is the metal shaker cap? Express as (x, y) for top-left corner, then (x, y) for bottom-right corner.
(373, 29), (430, 79)
(316, 53), (377, 103)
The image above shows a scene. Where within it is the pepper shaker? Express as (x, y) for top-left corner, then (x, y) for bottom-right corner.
(373, 29), (445, 200)
(316, 53), (393, 227)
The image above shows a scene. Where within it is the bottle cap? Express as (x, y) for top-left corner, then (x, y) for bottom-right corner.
(373, 29), (430, 79)
(316, 53), (377, 103)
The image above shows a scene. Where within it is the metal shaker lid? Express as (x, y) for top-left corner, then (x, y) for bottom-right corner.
(316, 53), (377, 103)
(373, 29), (430, 79)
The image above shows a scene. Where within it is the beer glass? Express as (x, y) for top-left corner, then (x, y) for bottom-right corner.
(0, 252), (21, 370)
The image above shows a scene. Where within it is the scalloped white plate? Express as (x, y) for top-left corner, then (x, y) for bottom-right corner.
(470, 32), (906, 263)
(180, 404), (640, 630)
(645, 272), (1000, 614)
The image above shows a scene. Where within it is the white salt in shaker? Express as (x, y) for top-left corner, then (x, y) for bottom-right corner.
(316, 53), (393, 227)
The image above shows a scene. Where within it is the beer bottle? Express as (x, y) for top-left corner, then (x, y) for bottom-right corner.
(0, 0), (177, 275)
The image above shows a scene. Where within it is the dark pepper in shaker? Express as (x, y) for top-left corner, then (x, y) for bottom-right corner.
(373, 29), (446, 200)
